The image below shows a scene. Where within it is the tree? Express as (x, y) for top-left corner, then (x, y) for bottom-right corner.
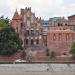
(69, 42), (75, 57)
(0, 27), (23, 55)
(50, 51), (56, 58)
(46, 48), (50, 56)
(0, 16), (9, 28)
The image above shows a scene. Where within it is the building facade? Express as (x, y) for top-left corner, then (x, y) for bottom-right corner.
(11, 7), (43, 50)
(47, 16), (75, 55)
(11, 7), (75, 56)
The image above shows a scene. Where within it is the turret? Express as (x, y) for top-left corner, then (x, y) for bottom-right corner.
(12, 9), (20, 20)
(11, 9), (21, 33)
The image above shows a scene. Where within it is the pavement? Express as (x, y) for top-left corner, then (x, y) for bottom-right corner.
(0, 64), (75, 75)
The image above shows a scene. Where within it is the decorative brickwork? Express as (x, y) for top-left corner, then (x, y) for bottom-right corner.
(11, 7), (75, 57)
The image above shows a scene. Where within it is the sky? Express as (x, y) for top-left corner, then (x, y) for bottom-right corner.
(0, 0), (75, 20)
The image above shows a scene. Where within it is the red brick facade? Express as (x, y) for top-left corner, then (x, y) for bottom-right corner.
(47, 29), (75, 55)
(11, 8), (43, 49)
(11, 7), (75, 57)
(47, 20), (75, 55)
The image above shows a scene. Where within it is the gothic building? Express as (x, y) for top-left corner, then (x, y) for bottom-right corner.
(11, 7), (43, 50)
(11, 7), (75, 56)
(47, 16), (75, 55)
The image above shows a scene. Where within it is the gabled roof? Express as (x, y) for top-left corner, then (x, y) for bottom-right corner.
(12, 9), (21, 20)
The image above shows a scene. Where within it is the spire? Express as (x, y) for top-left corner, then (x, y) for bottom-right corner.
(12, 9), (20, 20)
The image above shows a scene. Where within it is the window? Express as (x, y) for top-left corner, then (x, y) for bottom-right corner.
(21, 23), (23, 29)
(53, 34), (56, 40)
(73, 26), (75, 31)
(31, 30), (34, 36)
(58, 23), (62, 26)
(31, 39), (34, 45)
(66, 34), (69, 40)
(36, 30), (39, 35)
(36, 39), (39, 44)
(26, 30), (29, 36)
(26, 39), (28, 44)
(58, 23), (60, 26)
(59, 34), (62, 40)
(65, 24), (67, 26)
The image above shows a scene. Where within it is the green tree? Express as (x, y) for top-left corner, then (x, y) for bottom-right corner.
(0, 16), (9, 28)
(50, 51), (56, 58)
(69, 42), (75, 57)
(0, 27), (23, 55)
(46, 48), (50, 56)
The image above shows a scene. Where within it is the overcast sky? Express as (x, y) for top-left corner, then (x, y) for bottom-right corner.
(0, 0), (75, 20)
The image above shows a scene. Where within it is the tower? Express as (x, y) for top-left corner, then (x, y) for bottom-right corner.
(11, 9), (21, 33)
(11, 8), (43, 50)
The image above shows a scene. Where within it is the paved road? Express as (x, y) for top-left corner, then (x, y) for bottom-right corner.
(0, 64), (75, 75)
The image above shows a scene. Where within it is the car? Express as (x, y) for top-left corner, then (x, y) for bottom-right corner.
(14, 59), (27, 64)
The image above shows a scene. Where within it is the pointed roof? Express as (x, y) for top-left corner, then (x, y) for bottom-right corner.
(12, 9), (20, 20)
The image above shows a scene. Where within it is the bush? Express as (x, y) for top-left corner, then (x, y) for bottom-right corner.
(46, 48), (50, 56)
(69, 42), (75, 57)
(50, 51), (56, 58)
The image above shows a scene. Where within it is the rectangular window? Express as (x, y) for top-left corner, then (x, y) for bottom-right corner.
(21, 23), (23, 29)
(36, 30), (39, 35)
(53, 34), (56, 40)
(66, 34), (69, 40)
(31, 39), (34, 45)
(36, 39), (39, 44)
(59, 34), (62, 40)
(26, 30), (29, 36)
(26, 39), (28, 45)
(31, 30), (34, 36)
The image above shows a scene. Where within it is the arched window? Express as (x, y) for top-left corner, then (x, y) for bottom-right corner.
(26, 39), (28, 44)
(59, 34), (62, 40)
(53, 34), (56, 40)
(66, 34), (69, 40)
(36, 39), (39, 44)
(26, 30), (29, 36)
(31, 39), (34, 45)
(36, 30), (39, 35)
(21, 23), (23, 29)
(31, 30), (34, 36)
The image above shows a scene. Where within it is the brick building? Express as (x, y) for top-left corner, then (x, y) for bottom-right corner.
(11, 7), (75, 56)
(47, 16), (75, 55)
(47, 29), (75, 55)
(11, 7), (43, 50)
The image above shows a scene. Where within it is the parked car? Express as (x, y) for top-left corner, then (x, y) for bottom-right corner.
(14, 59), (27, 64)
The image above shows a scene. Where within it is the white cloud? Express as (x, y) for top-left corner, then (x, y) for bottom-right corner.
(0, 0), (75, 20)
(6, 0), (64, 19)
